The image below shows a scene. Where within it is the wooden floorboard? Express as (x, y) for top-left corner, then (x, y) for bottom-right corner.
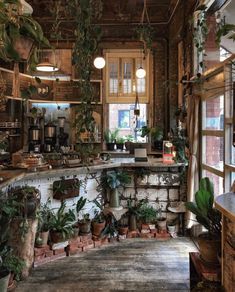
(15, 237), (197, 292)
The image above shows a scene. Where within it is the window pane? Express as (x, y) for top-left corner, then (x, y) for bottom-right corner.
(202, 170), (224, 197)
(123, 60), (132, 94)
(109, 62), (118, 94)
(118, 110), (130, 128)
(202, 95), (224, 130)
(203, 136), (224, 171)
(109, 104), (147, 142)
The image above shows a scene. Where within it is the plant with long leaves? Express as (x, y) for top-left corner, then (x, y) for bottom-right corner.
(185, 177), (221, 238)
(49, 201), (76, 240)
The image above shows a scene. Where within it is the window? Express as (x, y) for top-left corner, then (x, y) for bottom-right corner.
(105, 50), (150, 103)
(105, 49), (151, 143)
(200, 61), (235, 196)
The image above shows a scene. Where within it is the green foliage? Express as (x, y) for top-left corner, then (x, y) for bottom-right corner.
(93, 209), (105, 223)
(127, 198), (148, 217)
(68, 0), (103, 148)
(135, 24), (154, 56)
(20, 77), (41, 101)
(0, 0), (50, 67)
(116, 136), (125, 144)
(124, 134), (134, 142)
(185, 177), (221, 237)
(216, 23), (235, 44)
(49, 201), (76, 240)
(139, 204), (157, 223)
(3, 251), (25, 281)
(193, 5), (208, 72)
(171, 126), (188, 163)
(140, 126), (163, 141)
(37, 199), (53, 232)
(76, 196), (87, 215)
(104, 128), (119, 143)
(101, 170), (131, 190)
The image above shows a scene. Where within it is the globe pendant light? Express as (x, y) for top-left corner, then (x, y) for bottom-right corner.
(136, 66), (146, 78)
(93, 57), (106, 69)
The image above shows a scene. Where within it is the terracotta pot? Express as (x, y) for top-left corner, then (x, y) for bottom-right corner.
(197, 233), (221, 264)
(50, 231), (65, 243)
(79, 220), (91, 234)
(0, 270), (10, 292)
(92, 221), (106, 236)
(72, 226), (79, 238)
(39, 231), (49, 246)
(118, 226), (128, 235)
(157, 218), (167, 231)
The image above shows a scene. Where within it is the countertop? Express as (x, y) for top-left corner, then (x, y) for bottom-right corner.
(0, 158), (184, 189)
(215, 192), (235, 221)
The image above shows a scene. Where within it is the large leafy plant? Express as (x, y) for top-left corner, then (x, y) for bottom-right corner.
(0, 0), (50, 68)
(185, 177), (221, 237)
(101, 170), (131, 190)
(49, 201), (76, 240)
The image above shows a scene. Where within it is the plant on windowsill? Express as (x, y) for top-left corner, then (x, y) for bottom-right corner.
(116, 136), (125, 151)
(124, 134), (134, 151)
(104, 128), (119, 151)
(185, 177), (221, 264)
(140, 125), (163, 150)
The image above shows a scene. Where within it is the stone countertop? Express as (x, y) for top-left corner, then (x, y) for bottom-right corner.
(0, 158), (184, 189)
(215, 192), (235, 221)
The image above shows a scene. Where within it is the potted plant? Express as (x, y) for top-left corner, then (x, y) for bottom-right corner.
(104, 128), (119, 151)
(92, 210), (106, 237)
(49, 201), (76, 243)
(139, 203), (157, 228)
(37, 199), (53, 246)
(156, 204), (167, 231)
(127, 198), (148, 231)
(0, 0), (50, 67)
(185, 177), (221, 264)
(140, 126), (163, 150)
(101, 170), (131, 209)
(116, 137), (125, 151)
(124, 134), (134, 151)
(117, 216), (129, 235)
(78, 213), (91, 235)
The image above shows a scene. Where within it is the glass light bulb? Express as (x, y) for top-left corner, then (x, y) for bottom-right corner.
(93, 57), (106, 69)
(136, 67), (146, 78)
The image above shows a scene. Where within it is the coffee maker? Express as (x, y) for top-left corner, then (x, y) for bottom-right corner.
(28, 124), (41, 152)
(44, 122), (56, 152)
(58, 117), (68, 147)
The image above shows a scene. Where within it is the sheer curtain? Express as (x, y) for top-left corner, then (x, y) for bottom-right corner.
(186, 94), (200, 228)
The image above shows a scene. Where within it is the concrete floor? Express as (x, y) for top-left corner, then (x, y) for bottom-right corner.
(15, 238), (197, 292)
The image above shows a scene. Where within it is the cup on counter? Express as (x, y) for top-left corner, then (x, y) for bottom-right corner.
(100, 152), (111, 161)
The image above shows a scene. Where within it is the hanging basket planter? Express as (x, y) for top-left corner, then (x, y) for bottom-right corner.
(53, 178), (81, 200)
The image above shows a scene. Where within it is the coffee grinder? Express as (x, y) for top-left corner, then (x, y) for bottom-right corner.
(58, 117), (68, 147)
(44, 122), (56, 152)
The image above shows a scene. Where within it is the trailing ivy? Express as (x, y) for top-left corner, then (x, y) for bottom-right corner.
(67, 0), (102, 158)
(193, 5), (208, 72)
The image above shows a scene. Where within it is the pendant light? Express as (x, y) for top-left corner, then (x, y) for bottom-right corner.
(36, 61), (59, 72)
(93, 56), (106, 69)
(136, 66), (146, 78)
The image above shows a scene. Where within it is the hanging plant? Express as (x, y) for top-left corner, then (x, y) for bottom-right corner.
(216, 22), (235, 45)
(135, 24), (154, 56)
(193, 5), (208, 71)
(67, 0), (102, 155)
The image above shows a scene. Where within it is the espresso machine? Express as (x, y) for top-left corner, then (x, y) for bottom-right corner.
(58, 117), (68, 147)
(28, 124), (41, 152)
(44, 122), (56, 152)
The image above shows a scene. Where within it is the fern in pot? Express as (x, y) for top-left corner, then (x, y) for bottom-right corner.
(185, 177), (221, 264)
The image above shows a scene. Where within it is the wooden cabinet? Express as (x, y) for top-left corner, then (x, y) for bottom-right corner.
(215, 193), (235, 292)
